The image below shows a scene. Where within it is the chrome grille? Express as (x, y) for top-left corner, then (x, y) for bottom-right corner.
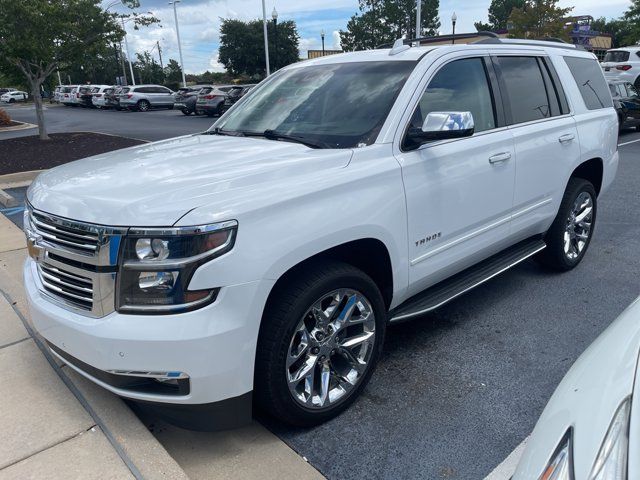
(38, 263), (94, 311)
(29, 210), (100, 255)
(25, 204), (128, 318)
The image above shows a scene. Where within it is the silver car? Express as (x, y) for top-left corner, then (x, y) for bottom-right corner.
(117, 84), (175, 112)
(195, 85), (234, 116)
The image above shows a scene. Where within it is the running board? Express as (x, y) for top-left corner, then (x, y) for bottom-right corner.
(389, 237), (546, 323)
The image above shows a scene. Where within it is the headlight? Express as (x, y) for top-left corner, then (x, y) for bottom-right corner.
(589, 397), (631, 480)
(116, 221), (237, 314)
(539, 429), (574, 480)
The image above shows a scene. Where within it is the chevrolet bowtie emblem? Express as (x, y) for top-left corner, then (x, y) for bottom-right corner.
(26, 231), (45, 263)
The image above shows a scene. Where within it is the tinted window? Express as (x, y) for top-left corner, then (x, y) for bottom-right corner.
(199, 87), (213, 95)
(603, 50), (630, 63)
(218, 61), (416, 148)
(564, 56), (614, 110)
(410, 58), (496, 134)
(497, 56), (552, 124)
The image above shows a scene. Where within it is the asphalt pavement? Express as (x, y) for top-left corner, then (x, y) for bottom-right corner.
(2, 104), (639, 479)
(0, 103), (214, 142)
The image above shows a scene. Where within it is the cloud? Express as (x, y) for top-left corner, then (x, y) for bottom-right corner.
(107, 0), (631, 75)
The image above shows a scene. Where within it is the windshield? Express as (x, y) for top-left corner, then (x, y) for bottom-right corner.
(604, 51), (630, 63)
(215, 61), (416, 148)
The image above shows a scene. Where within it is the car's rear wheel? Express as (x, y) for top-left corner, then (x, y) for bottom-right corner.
(537, 177), (597, 271)
(255, 260), (386, 427)
(181, 108), (192, 115)
(136, 100), (150, 112)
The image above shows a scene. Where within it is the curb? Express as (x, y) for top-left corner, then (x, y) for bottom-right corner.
(0, 121), (37, 132)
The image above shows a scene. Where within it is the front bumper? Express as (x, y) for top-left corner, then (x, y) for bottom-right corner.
(24, 257), (272, 408)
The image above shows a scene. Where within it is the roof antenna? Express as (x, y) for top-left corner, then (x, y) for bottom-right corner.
(389, 38), (411, 56)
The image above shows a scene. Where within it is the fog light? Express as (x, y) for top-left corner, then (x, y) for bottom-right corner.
(138, 271), (177, 291)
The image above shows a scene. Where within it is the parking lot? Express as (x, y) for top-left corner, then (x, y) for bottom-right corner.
(0, 103), (215, 142)
(1, 106), (639, 479)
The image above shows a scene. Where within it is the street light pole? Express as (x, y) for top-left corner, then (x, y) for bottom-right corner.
(416, 0), (421, 38)
(272, 7), (278, 71)
(321, 29), (325, 55)
(452, 12), (457, 44)
(121, 16), (136, 85)
(169, 1), (187, 87)
(261, 0), (271, 76)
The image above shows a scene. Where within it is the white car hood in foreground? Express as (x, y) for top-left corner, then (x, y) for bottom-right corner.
(513, 297), (640, 480)
(27, 134), (353, 226)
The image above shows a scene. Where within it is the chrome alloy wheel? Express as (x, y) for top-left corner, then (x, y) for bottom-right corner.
(564, 191), (594, 260)
(286, 289), (376, 410)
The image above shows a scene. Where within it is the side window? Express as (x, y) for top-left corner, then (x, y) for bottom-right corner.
(625, 83), (638, 98)
(496, 56), (552, 124)
(563, 56), (614, 110)
(617, 84), (627, 97)
(409, 57), (496, 134)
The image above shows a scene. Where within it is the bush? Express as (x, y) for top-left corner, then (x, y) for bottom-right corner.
(0, 108), (11, 126)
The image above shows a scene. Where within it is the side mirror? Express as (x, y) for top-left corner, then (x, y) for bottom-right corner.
(404, 111), (475, 150)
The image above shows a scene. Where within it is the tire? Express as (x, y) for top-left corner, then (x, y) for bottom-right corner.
(255, 260), (386, 427)
(136, 100), (150, 112)
(537, 177), (597, 271)
(216, 103), (224, 116)
(8, 98), (14, 103)
(181, 108), (192, 116)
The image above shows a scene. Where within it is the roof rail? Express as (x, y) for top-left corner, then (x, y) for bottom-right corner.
(475, 37), (581, 50)
(376, 31), (499, 49)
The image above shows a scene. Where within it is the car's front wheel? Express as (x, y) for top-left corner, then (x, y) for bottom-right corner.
(537, 177), (597, 271)
(181, 108), (192, 115)
(255, 261), (386, 427)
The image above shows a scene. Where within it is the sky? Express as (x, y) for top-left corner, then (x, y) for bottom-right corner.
(105, 0), (633, 74)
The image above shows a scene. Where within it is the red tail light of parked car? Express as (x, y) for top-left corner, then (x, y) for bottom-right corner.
(616, 65), (633, 71)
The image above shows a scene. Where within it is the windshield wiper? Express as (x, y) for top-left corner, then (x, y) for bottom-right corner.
(202, 127), (242, 137)
(257, 129), (330, 149)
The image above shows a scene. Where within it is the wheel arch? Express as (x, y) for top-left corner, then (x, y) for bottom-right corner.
(570, 157), (603, 196)
(264, 238), (395, 314)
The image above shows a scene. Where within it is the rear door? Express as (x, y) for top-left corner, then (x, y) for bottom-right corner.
(493, 54), (580, 237)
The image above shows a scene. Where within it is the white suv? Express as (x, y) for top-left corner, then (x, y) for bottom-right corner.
(601, 46), (640, 87)
(23, 39), (618, 429)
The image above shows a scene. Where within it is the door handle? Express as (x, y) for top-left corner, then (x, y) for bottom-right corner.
(488, 152), (512, 164)
(558, 133), (575, 144)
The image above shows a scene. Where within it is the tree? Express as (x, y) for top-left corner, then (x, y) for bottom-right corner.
(508, 0), (573, 40)
(0, 0), (157, 140)
(164, 59), (183, 89)
(475, 0), (525, 32)
(134, 52), (164, 84)
(590, 17), (633, 48)
(0, 0), (124, 139)
(623, 1), (640, 45)
(340, 0), (441, 51)
(219, 19), (300, 78)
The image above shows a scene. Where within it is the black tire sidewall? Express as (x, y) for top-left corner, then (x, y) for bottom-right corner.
(256, 262), (386, 426)
(541, 178), (597, 271)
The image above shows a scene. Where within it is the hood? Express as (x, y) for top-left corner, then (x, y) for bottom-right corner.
(513, 297), (640, 480)
(27, 134), (353, 226)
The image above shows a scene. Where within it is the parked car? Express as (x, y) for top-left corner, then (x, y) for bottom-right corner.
(174, 85), (210, 115)
(91, 85), (115, 109)
(61, 86), (80, 106)
(195, 85), (234, 116)
(1, 90), (28, 103)
(601, 47), (640, 88)
(513, 296), (640, 480)
(103, 86), (123, 110)
(117, 84), (175, 112)
(0, 88), (17, 96)
(23, 39), (617, 430)
(609, 79), (640, 132)
(51, 86), (63, 104)
(220, 84), (256, 114)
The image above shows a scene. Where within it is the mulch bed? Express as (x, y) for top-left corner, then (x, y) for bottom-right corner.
(0, 132), (145, 175)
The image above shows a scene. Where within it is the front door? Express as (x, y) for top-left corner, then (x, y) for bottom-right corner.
(395, 55), (516, 297)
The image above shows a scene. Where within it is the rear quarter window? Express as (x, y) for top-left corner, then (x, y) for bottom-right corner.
(564, 56), (613, 110)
